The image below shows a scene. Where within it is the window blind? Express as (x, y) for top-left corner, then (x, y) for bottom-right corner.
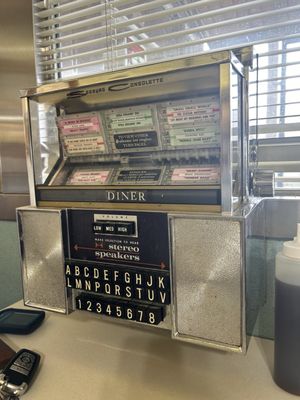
(249, 37), (300, 195)
(33, 0), (300, 195)
(33, 0), (300, 81)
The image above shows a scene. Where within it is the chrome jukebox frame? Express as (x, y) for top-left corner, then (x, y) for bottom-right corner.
(17, 48), (260, 354)
(20, 49), (251, 214)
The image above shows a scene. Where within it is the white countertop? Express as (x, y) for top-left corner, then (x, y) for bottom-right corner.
(0, 302), (294, 400)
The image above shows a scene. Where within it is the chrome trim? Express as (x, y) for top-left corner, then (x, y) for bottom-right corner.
(21, 98), (36, 206)
(239, 218), (247, 354)
(20, 50), (240, 98)
(17, 208), (26, 312)
(242, 68), (250, 200)
(219, 63), (232, 214)
(171, 333), (243, 353)
(37, 201), (221, 213)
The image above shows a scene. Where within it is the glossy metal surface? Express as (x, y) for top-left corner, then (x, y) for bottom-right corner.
(22, 97), (36, 206)
(170, 214), (245, 352)
(21, 50), (238, 98)
(219, 63), (233, 213)
(0, 0), (35, 220)
(17, 207), (68, 313)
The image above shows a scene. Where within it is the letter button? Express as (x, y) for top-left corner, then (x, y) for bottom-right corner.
(122, 270), (134, 285)
(111, 268), (122, 284)
(65, 263), (73, 276)
(144, 273), (156, 289)
(101, 267), (113, 282)
(66, 276), (75, 289)
(145, 288), (156, 302)
(155, 273), (170, 290)
(155, 290), (171, 305)
(134, 287), (145, 301)
(124, 285), (133, 299)
(133, 270), (145, 287)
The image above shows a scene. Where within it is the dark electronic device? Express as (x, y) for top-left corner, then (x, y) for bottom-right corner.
(0, 340), (15, 370)
(0, 349), (40, 399)
(0, 309), (45, 335)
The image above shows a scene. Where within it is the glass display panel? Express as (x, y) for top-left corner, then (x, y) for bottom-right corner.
(30, 103), (60, 185)
(26, 56), (245, 208)
(31, 95), (221, 188)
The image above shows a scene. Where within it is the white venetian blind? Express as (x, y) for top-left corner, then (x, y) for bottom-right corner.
(249, 37), (300, 195)
(33, 0), (300, 81)
(33, 0), (300, 194)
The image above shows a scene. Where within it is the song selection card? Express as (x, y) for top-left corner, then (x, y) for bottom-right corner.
(165, 97), (220, 125)
(167, 166), (220, 185)
(67, 168), (111, 185)
(57, 112), (107, 156)
(167, 125), (220, 147)
(104, 105), (161, 153)
(112, 167), (164, 185)
(107, 107), (153, 130)
(158, 96), (220, 149)
(56, 95), (222, 188)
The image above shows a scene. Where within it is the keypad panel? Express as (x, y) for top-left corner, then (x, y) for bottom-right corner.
(66, 261), (170, 325)
(76, 294), (165, 325)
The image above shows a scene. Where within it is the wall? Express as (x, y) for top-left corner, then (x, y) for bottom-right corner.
(0, 0), (35, 219)
(0, 222), (22, 308)
(0, 0), (35, 308)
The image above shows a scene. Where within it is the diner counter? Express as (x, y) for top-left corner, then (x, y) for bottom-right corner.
(0, 302), (294, 399)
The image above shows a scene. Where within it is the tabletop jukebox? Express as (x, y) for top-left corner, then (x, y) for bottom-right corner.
(17, 48), (261, 353)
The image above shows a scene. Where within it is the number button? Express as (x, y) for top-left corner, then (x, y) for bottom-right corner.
(104, 303), (113, 316)
(76, 295), (166, 326)
(136, 305), (148, 323)
(115, 304), (124, 319)
(95, 302), (104, 314)
(124, 305), (136, 321)
(146, 306), (165, 325)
